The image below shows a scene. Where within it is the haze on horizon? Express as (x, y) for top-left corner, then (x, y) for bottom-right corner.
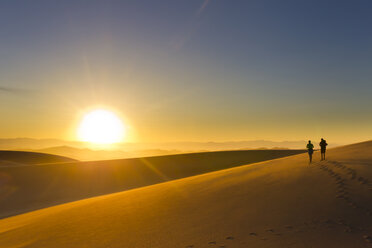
(1, 0), (372, 145)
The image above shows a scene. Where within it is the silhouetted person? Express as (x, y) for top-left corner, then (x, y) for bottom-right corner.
(306, 140), (314, 163)
(319, 138), (328, 161)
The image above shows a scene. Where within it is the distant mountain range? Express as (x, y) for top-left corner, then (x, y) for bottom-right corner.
(0, 138), (84, 150)
(0, 138), (340, 161)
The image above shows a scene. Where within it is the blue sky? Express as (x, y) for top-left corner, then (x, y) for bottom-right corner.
(0, 0), (372, 143)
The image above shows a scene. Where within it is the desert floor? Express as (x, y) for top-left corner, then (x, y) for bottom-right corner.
(1, 143), (372, 247)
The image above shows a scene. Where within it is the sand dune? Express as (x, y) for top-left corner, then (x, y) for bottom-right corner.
(0, 150), (303, 219)
(1, 143), (372, 247)
(32, 145), (198, 161)
(0, 150), (77, 166)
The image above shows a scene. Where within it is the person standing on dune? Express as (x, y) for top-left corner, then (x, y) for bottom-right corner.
(319, 138), (328, 161)
(306, 140), (314, 163)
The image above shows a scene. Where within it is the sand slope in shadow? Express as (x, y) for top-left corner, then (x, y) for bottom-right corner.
(0, 150), (304, 218)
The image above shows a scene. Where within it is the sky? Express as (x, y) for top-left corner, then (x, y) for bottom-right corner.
(1, 0), (372, 144)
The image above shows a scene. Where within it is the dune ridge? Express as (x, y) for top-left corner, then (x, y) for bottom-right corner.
(0, 150), (77, 166)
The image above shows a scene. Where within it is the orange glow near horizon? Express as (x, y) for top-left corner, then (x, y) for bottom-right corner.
(77, 109), (126, 144)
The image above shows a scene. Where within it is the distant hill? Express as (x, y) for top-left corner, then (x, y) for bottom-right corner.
(0, 150), (77, 166)
(34, 146), (129, 161)
(33, 146), (192, 161)
(0, 138), (83, 150)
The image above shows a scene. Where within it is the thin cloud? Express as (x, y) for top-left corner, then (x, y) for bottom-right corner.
(171, 0), (212, 50)
(0, 86), (30, 94)
(196, 0), (210, 16)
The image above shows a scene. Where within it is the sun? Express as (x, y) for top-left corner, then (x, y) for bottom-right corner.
(77, 109), (126, 144)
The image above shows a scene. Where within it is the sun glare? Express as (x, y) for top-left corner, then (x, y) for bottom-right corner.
(77, 109), (125, 144)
